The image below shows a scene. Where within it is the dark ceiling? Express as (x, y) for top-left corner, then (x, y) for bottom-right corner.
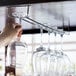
(0, 0), (73, 6)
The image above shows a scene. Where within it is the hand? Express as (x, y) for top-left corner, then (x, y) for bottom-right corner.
(0, 23), (22, 47)
(13, 23), (22, 36)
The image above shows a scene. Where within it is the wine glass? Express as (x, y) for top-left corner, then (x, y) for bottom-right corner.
(33, 27), (46, 76)
(34, 31), (57, 76)
(55, 33), (75, 76)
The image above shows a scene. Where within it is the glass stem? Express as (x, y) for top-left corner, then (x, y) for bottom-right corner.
(48, 31), (50, 49)
(54, 32), (57, 52)
(40, 27), (43, 47)
(47, 31), (50, 53)
(60, 34), (63, 53)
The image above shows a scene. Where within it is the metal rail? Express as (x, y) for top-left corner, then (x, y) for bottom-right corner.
(12, 15), (67, 35)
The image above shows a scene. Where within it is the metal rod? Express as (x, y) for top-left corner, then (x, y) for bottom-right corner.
(19, 17), (22, 24)
(22, 18), (35, 25)
(27, 5), (30, 17)
(61, 3), (65, 31)
(25, 16), (65, 34)
(68, 17), (70, 31)
(12, 15), (66, 35)
(12, 15), (35, 25)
